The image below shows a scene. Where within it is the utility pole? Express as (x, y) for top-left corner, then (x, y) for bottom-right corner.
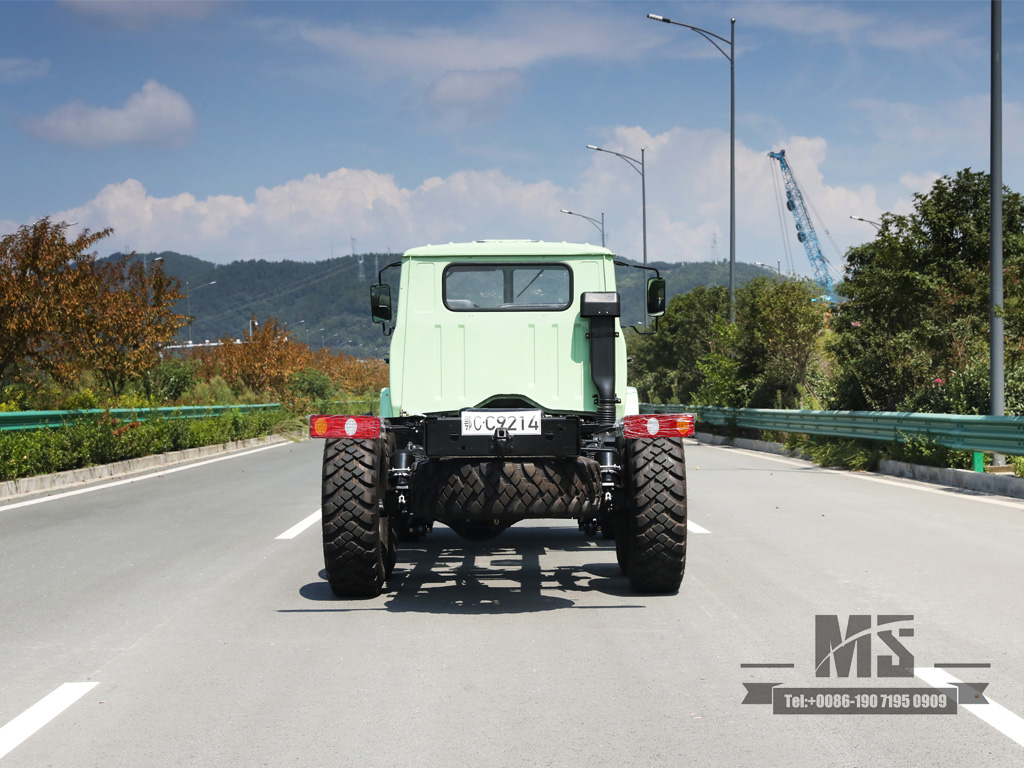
(990, 0), (1005, 464)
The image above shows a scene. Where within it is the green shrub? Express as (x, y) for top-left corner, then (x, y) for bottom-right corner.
(0, 408), (290, 482)
(152, 359), (200, 402)
(288, 368), (334, 400)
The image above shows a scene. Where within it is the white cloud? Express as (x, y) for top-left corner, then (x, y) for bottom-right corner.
(900, 172), (943, 193)
(25, 80), (196, 149)
(0, 58), (49, 84)
(424, 69), (526, 124)
(427, 69), (525, 109)
(293, 5), (658, 82)
(48, 126), (886, 283)
(61, 0), (221, 28)
(740, 1), (963, 52)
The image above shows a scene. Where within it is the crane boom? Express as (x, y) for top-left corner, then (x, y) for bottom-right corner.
(767, 149), (837, 303)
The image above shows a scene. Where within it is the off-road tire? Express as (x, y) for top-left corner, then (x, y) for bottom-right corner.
(322, 437), (390, 597)
(412, 458), (601, 528)
(623, 436), (687, 593)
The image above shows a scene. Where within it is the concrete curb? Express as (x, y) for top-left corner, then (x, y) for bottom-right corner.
(0, 433), (297, 501)
(695, 431), (1024, 501)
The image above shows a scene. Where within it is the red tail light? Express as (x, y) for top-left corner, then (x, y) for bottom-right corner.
(309, 415), (382, 439)
(623, 413), (695, 439)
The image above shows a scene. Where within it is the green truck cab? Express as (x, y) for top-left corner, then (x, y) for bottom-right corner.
(311, 240), (692, 597)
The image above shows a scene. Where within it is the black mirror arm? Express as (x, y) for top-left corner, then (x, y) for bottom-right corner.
(377, 260), (402, 284)
(613, 260), (660, 278)
(623, 317), (659, 336)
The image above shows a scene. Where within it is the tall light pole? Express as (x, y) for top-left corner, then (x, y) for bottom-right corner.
(648, 12), (735, 321)
(755, 260), (781, 276)
(560, 208), (605, 247)
(185, 280), (216, 345)
(586, 143), (647, 326)
(143, 256), (162, 301)
(991, 0), (1004, 463)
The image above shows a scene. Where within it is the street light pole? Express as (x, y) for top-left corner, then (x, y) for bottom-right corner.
(991, 0), (1005, 464)
(648, 13), (735, 322)
(185, 281), (216, 345)
(850, 215), (882, 231)
(586, 144), (647, 326)
(560, 209), (606, 247)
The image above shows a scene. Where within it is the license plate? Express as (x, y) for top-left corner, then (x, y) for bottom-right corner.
(461, 409), (542, 436)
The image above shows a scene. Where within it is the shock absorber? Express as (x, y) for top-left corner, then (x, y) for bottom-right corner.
(389, 450), (415, 509)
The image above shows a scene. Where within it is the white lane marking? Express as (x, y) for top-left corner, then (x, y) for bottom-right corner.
(0, 442), (288, 512)
(700, 443), (1024, 509)
(687, 520), (711, 534)
(0, 682), (99, 760)
(915, 667), (1024, 748)
(276, 509), (321, 540)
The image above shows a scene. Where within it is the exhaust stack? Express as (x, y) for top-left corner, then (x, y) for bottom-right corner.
(580, 292), (620, 425)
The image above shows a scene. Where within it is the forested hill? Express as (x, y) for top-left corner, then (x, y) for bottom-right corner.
(122, 250), (774, 358)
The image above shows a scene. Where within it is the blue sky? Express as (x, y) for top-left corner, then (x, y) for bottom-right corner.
(1, 0), (1020, 280)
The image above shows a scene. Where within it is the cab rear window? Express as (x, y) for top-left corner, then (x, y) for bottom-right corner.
(443, 263), (572, 311)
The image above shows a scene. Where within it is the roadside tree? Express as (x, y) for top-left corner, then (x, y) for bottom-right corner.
(829, 170), (1024, 413)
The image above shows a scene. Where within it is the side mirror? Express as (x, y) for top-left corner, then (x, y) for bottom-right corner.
(370, 284), (392, 324)
(646, 276), (666, 317)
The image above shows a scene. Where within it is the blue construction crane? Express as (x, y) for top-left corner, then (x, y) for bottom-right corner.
(767, 149), (837, 304)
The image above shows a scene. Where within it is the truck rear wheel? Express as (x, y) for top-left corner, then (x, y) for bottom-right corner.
(322, 437), (390, 598)
(623, 436), (687, 593)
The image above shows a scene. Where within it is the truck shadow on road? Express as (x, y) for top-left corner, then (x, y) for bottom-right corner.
(297, 525), (651, 615)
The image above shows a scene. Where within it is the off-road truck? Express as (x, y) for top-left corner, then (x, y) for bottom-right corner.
(309, 240), (693, 597)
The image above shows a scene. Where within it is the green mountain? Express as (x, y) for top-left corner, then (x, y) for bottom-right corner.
(122, 251), (774, 358)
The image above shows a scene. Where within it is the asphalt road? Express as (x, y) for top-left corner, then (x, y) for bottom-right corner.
(1, 438), (1023, 767)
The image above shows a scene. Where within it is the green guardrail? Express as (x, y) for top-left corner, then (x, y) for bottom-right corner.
(640, 404), (1024, 456)
(0, 404), (281, 432)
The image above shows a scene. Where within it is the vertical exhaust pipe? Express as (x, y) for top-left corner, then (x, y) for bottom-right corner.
(580, 292), (620, 425)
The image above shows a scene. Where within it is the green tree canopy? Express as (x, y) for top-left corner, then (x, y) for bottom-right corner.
(829, 169), (1024, 413)
(628, 276), (827, 409)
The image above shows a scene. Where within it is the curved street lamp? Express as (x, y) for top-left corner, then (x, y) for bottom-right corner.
(850, 215), (882, 231)
(185, 280), (216, 345)
(648, 12), (735, 321)
(560, 208), (605, 247)
(586, 143), (647, 326)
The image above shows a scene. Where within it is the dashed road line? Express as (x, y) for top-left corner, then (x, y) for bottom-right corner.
(276, 509), (321, 539)
(0, 682), (99, 761)
(916, 667), (1024, 748)
(687, 520), (711, 534)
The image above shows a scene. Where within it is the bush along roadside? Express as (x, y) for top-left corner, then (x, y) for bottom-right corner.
(0, 408), (290, 482)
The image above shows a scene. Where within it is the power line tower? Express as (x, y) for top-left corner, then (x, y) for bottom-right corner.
(353, 237), (364, 282)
